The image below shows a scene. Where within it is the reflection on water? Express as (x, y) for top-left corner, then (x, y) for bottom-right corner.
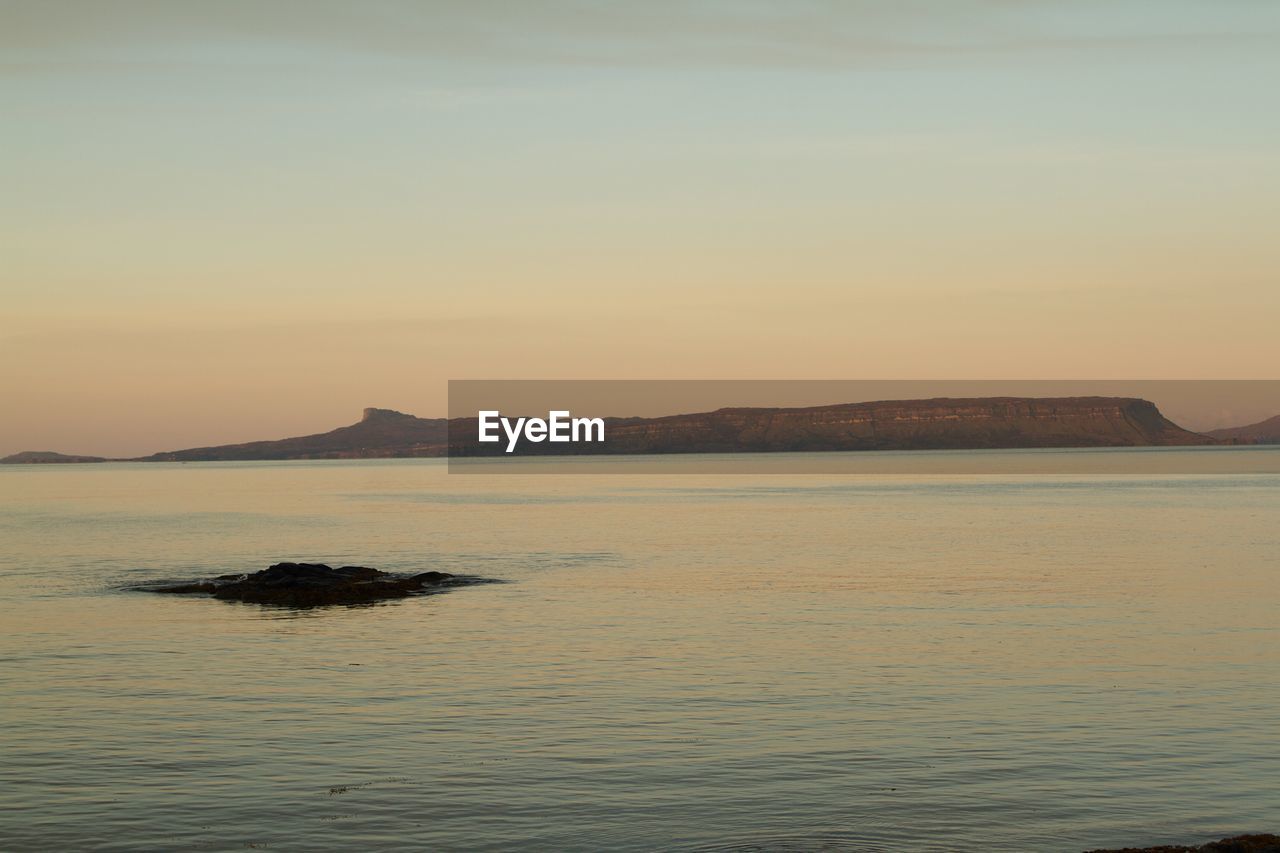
(1, 452), (1277, 851)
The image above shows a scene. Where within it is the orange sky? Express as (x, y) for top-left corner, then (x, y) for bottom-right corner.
(3, 2), (1279, 456)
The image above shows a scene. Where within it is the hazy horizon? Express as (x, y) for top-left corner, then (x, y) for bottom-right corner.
(7, 381), (1280, 458)
(4, 1), (1279, 456)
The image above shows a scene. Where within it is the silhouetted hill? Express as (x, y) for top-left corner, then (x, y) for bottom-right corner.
(451, 396), (1215, 456)
(2, 398), (1218, 463)
(139, 408), (448, 461)
(1205, 414), (1280, 444)
(0, 450), (106, 464)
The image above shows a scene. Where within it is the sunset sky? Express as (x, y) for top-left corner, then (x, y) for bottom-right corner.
(3, 1), (1279, 456)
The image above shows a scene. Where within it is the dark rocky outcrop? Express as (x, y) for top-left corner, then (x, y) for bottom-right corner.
(139, 562), (492, 607)
(1086, 834), (1280, 852)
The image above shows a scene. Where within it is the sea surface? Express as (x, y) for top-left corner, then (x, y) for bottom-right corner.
(2, 449), (1278, 851)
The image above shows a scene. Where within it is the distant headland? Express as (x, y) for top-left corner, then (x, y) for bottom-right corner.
(5, 396), (1266, 464)
(1205, 413), (1280, 445)
(1, 450), (110, 464)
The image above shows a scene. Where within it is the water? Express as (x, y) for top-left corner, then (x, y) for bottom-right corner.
(1, 451), (1277, 851)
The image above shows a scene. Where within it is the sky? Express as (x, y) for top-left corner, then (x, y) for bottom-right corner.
(3, 1), (1279, 456)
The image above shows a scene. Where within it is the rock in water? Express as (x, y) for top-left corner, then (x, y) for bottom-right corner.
(1086, 834), (1280, 853)
(142, 562), (484, 607)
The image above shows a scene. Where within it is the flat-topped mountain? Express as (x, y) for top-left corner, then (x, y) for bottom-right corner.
(616, 395), (1212, 453)
(452, 396), (1215, 456)
(1, 397), (1222, 463)
(1205, 414), (1280, 444)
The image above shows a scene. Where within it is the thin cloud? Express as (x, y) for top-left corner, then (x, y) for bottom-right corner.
(3, 0), (1277, 75)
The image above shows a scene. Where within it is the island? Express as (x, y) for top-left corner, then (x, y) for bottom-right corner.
(135, 561), (496, 607)
(1, 450), (107, 464)
(1206, 414), (1280, 444)
(2, 396), (1249, 463)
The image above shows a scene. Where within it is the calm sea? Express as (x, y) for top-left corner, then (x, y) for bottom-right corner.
(2, 450), (1277, 851)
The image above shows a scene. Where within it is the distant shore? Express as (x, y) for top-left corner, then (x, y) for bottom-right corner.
(10, 395), (1274, 464)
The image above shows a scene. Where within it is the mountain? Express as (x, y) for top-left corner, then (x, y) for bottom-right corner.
(139, 408), (448, 461)
(451, 396), (1215, 456)
(1205, 414), (1280, 444)
(0, 450), (106, 464)
(1, 397), (1217, 463)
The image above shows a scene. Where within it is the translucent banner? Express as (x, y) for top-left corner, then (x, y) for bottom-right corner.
(446, 380), (1280, 474)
